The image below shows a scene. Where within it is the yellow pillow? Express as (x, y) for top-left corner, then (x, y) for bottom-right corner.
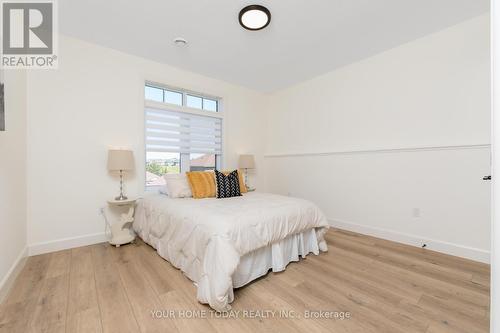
(186, 171), (216, 199)
(219, 169), (247, 193)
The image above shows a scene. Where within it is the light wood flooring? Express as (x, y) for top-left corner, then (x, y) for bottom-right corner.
(0, 229), (491, 333)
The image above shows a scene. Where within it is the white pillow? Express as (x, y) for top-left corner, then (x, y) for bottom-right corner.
(164, 174), (192, 198)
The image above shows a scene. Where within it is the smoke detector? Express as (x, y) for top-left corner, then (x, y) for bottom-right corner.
(173, 37), (188, 46)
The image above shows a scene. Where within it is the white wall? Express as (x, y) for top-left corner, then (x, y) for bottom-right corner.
(26, 36), (267, 252)
(265, 14), (491, 262)
(0, 70), (28, 299)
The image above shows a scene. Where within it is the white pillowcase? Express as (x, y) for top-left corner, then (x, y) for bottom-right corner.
(163, 173), (192, 198)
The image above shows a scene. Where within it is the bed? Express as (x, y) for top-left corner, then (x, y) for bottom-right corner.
(133, 191), (329, 311)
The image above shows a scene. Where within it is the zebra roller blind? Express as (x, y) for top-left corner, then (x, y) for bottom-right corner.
(145, 107), (222, 154)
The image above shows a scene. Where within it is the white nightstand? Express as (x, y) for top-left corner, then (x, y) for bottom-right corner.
(101, 198), (137, 247)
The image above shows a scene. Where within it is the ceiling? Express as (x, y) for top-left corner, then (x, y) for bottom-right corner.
(60, 0), (489, 92)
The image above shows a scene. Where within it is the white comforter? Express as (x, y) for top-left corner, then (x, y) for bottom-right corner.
(133, 192), (329, 311)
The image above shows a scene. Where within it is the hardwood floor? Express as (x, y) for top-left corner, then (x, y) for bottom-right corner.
(0, 229), (490, 333)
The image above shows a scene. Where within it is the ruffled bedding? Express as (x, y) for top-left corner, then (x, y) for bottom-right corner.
(133, 192), (329, 311)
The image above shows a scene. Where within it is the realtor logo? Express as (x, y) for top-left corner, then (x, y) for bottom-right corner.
(1, 0), (58, 68)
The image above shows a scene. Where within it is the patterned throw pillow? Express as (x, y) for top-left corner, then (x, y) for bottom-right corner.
(215, 170), (242, 198)
(221, 169), (247, 193)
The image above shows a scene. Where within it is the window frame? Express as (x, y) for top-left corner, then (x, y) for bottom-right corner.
(145, 82), (221, 112)
(144, 82), (224, 191)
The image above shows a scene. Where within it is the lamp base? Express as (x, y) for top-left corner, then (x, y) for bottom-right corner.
(115, 170), (128, 201)
(115, 194), (128, 201)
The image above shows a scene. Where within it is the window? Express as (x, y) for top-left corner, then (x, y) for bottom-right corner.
(190, 153), (216, 171)
(164, 90), (183, 106)
(145, 84), (219, 112)
(144, 86), (163, 102)
(203, 98), (218, 112)
(144, 84), (222, 189)
(146, 152), (180, 187)
(186, 95), (202, 109)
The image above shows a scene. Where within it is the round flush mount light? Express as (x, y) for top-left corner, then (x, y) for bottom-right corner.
(173, 37), (188, 46)
(239, 5), (271, 31)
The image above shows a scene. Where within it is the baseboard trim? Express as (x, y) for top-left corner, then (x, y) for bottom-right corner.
(28, 232), (107, 256)
(330, 219), (490, 264)
(0, 246), (28, 303)
(25, 220), (490, 263)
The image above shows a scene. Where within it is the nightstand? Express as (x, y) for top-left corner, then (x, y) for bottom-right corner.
(101, 198), (137, 247)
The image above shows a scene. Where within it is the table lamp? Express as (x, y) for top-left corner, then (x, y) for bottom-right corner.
(238, 154), (255, 190)
(107, 149), (134, 200)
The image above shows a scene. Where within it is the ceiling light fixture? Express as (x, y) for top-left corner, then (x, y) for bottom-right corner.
(173, 37), (188, 46)
(239, 5), (271, 31)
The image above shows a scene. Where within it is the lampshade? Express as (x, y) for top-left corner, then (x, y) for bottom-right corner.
(238, 154), (255, 169)
(107, 149), (134, 171)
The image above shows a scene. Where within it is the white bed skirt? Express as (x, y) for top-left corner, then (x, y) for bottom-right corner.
(145, 228), (320, 289)
(232, 228), (320, 288)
